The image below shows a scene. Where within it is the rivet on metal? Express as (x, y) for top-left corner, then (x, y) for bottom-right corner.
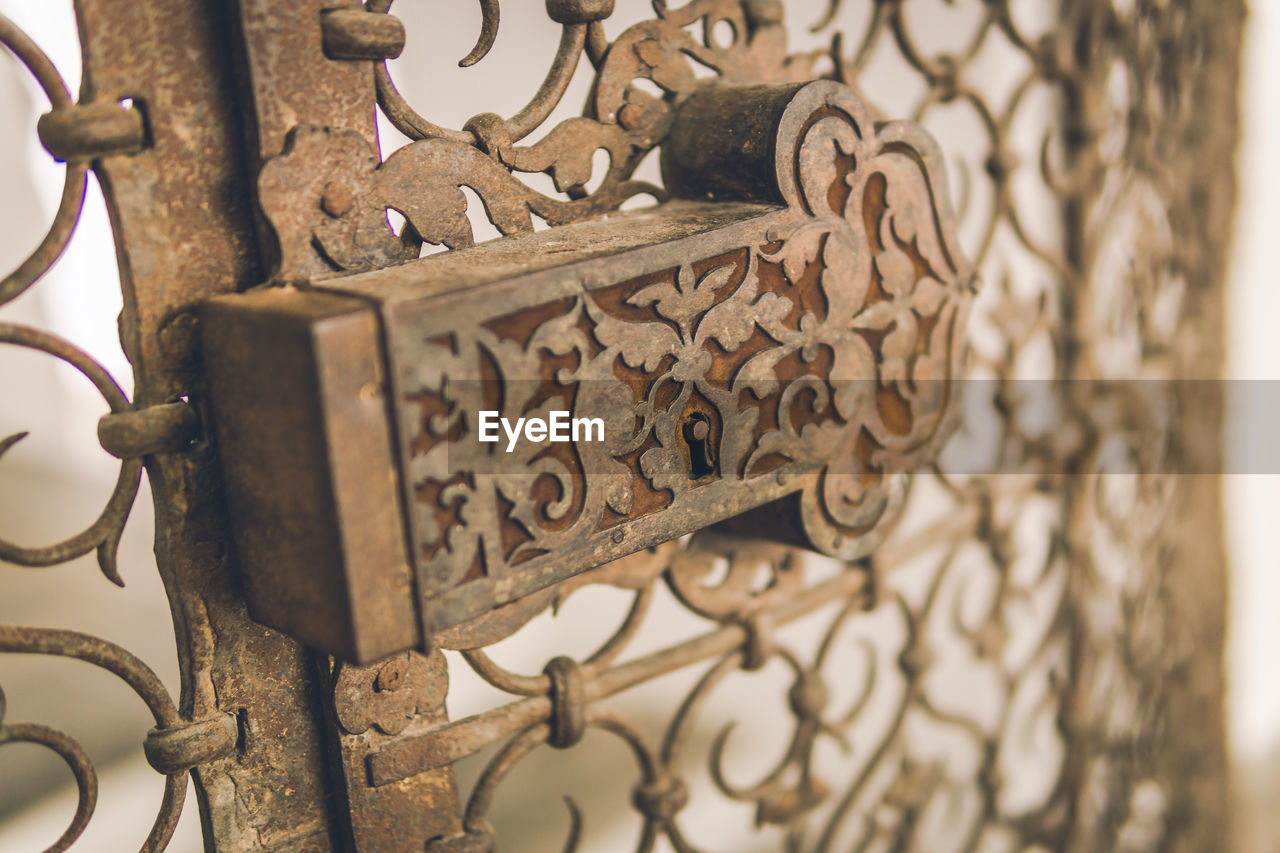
(321, 180), (356, 218)
(375, 657), (406, 693)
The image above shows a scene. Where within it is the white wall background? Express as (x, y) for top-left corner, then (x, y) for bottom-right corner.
(1226, 0), (1280, 767)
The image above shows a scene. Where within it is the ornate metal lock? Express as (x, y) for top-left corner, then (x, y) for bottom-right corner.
(201, 80), (974, 663)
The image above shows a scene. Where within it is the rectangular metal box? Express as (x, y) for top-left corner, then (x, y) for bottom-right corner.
(202, 82), (973, 663)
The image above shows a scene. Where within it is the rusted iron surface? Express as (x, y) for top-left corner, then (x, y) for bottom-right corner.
(233, 0), (379, 164)
(234, 0), (382, 284)
(286, 0), (823, 279)
(0, 1), (1242, 852)
(361, 78), (970, 626)
(206, 78), (972, 656)
(201, 288), (417, 664)
(68, 0), (348, 847)
(318, 651), (462, 850)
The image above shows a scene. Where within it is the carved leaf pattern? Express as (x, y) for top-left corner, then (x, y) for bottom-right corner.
(406, 87), (971, 592)
(258, 0), (816, 275)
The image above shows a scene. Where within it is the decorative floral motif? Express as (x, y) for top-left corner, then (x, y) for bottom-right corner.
(258, 0), (826, 278)
(387, 81), (973, 620)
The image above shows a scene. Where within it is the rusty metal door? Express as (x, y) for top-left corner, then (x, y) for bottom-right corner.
(0, 1), (1239, 851)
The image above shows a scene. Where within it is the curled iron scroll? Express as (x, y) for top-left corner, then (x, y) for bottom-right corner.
(0, 13), (188, 852)
(0, 627), (187, 852)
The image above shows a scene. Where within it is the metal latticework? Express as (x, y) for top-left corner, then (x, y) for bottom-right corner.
(0, 1), (1240, 851)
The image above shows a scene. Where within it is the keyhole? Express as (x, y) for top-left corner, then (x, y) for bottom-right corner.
(682, 413), (715, 480)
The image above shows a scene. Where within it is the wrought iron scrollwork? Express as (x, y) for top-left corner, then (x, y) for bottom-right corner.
(335, 1), (1235, 850)
(0, 628), (192, 852)
(0, 12), (210, 851)
(262, 0), (840, 278)
(0, 682), (97, 853)
(416, 484), (1065, 851)
(0, 324), (141, 584)
(0, 15), (146, 583)
(0, 15), (87, 306)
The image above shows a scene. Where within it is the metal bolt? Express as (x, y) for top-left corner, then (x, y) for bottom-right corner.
(376, 658), (407, 692)
(611, 528), (625, 544)
(321, 180), (356, 218)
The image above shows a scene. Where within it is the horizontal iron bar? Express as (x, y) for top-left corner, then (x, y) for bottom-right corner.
(366, 567), (869, 787)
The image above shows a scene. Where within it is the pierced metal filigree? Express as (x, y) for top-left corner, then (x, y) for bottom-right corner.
(0, 10), (216, 851)
(308, 2), (1234, 852)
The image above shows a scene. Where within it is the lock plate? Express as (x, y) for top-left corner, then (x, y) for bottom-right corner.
(201, 81), (974, 662)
